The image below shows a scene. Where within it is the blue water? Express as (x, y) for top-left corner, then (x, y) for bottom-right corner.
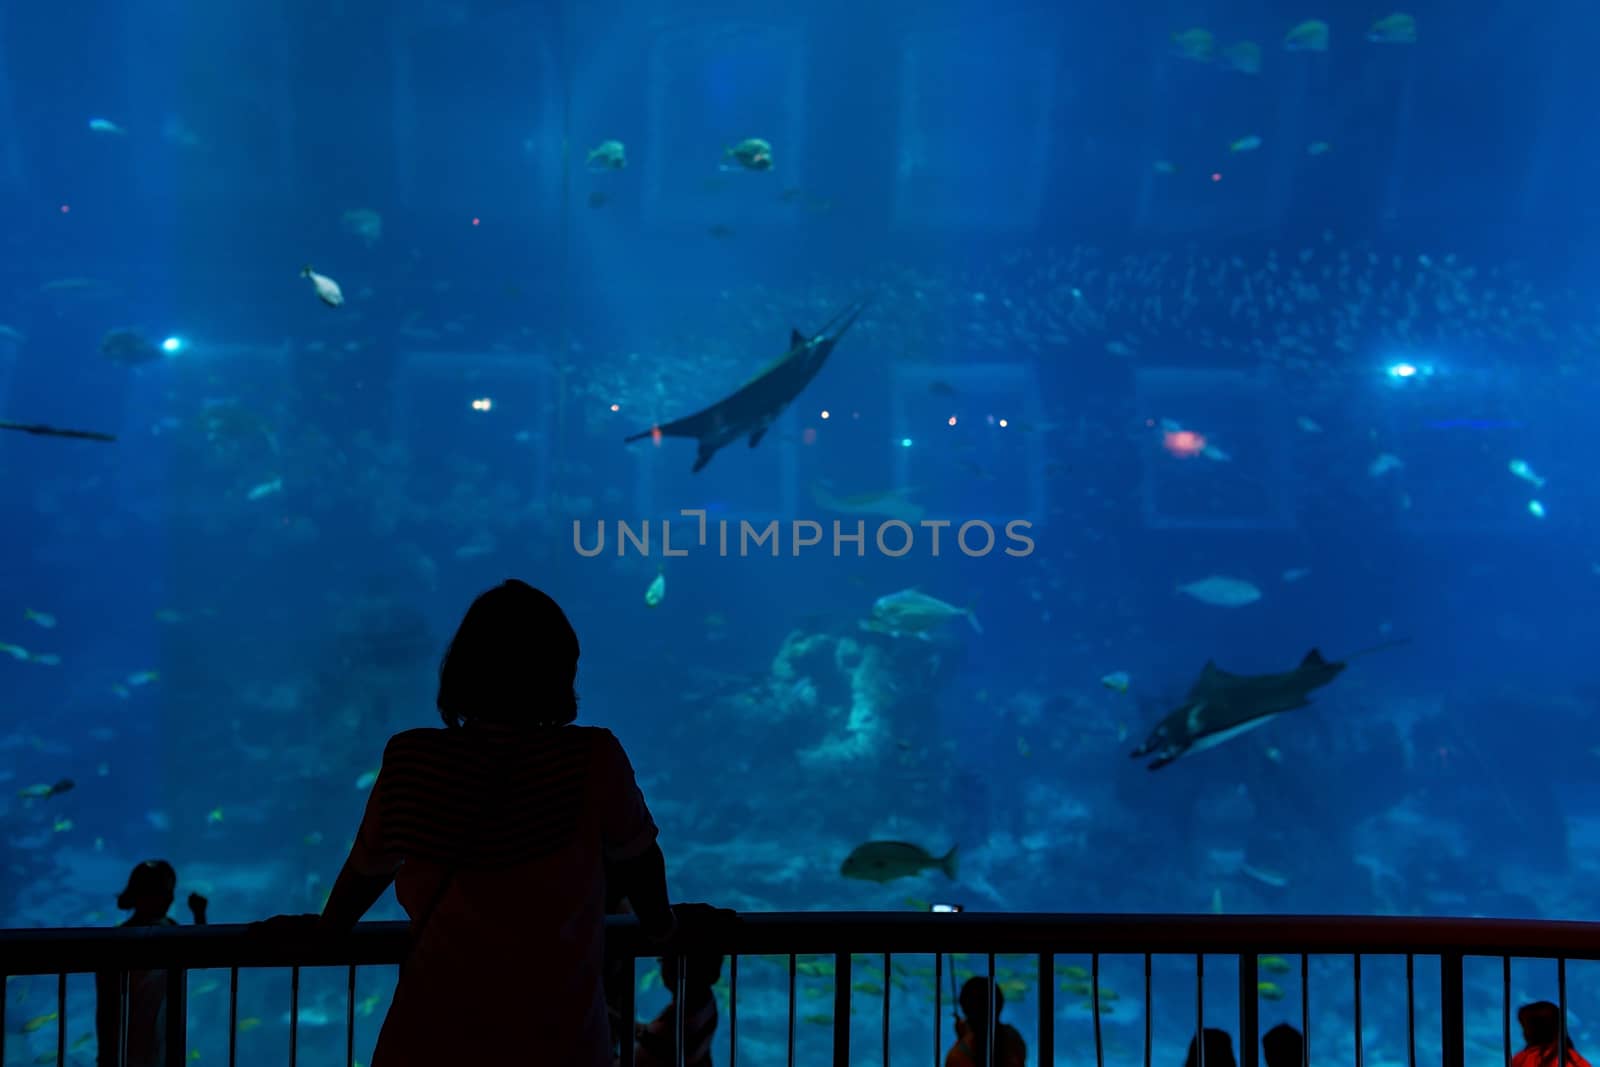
(3, 0), (1600, 1062)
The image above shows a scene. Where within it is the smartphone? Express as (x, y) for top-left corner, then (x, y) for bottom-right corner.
(930, 903), (964, 913)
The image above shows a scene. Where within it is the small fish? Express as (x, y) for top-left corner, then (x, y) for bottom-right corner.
(586, 140), (627, 170)
(247, 477), (283, 501)
(1230, 135), (1263, 153)
(1281, 568), (1312, 583)
(0, 641), (29, 659)
(722, 138), (773, 171)
(1284, 19), (1330, 52)
(355, 770), (378, 790)
(1368, 13), (1416, 43)
(1307, 141), (1332, 156)
(17, 778), (74, 800)
(300, 265), (344, 308)
(127, 670), (160, 686)
(1153, 160), (1177, 175)
(644, 569), (665, 608)
(1220, 41), (1262, 74)
(1258, 981), (1285, 1000)
(840, 841), (959, 884)
(53, 817), (73, 833)
(1259, 955), (1291, 973)
(1171, 28), (1215, 62)
(88, 118), (126, 135)
(1528, 500), (1546, 520)
(1508, 459), (1546, 488)
(236, 1017), (262, 1032)
(22, 609), (56, 629)
(206, 808), (224, 824)
(1369, 453), (1404, 478)
(1100, 671), (1131, 694)
(23, 1010), (58, 1033)
(1176, 576), (1261, 607)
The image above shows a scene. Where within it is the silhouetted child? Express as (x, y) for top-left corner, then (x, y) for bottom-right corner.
(1185, 1028), (1238, 1067)
(94, 860), (207, 1067)
(634, 952), (724, 1067)
(946, 976), (1027, 1067)
(1516, 1001), (1592, 1067)
(1263, 1023), (1303, 1067)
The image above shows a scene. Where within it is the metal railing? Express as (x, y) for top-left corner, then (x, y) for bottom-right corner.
(4, 912), (1598, 1067)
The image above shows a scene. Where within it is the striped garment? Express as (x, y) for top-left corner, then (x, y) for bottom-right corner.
(347, 722), (659, 1067)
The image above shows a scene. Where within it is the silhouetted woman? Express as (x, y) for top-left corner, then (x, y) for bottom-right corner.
(946, 976), (1027, 1067)
(1515, 1001), (1592, 1067)
(299, 580), (680, 1067)
(94, 860), (207, 1067)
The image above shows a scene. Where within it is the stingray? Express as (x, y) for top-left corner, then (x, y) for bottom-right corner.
(624, 297), (867, 473)
(1130, 640), (1408, 770)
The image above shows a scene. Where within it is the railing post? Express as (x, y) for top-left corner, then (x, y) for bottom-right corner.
(1239, 952), (1260, 1067)
(1037, 952), (1054, 1067)
(165, 966), (186, 1067)
(1440, 953), (1465, 1067)
(833, 952), (852, 1067)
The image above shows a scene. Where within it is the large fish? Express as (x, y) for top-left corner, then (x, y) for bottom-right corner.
(1130, 641), (1408, 770)
(859, 588), (981, 639)
(624, 298), (867, 473)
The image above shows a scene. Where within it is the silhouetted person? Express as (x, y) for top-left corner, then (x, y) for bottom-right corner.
(257, 580), (692, 1066)
(634, 951), (724, 1067)
(94, 860), (207, 1067)
(1263, 1023), (1303, 1067)
(1185, 1028), (1238, 1067)
(1516, 1001), (1591, 1067)
(946, 976), (1027, 1067)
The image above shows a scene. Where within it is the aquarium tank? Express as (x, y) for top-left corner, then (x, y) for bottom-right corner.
(2, 0), (1598, 1063)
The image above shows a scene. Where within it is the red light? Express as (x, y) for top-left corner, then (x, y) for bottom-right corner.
(59, 204), (70, 213)
(471, 217), (480, 226)
(1162, 430), (1207, 458)
(1211, 173), (1222, 182)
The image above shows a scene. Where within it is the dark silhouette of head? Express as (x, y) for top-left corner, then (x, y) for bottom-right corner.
(959, 976), (1005, 1022)
(1520, 1002), (1578, 1053)
(117, 860), (176, 917)
(1185, 1028), (1238, 1067)
(437, 580), (580, 728)
(1263, 1023), (1303, 1067)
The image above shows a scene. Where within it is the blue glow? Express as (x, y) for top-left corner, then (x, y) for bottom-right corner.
(899, 437), (913, 448)
(161, 336), (183, 353)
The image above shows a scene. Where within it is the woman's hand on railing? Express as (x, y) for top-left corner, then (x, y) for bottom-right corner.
(661, 903), (738, 949)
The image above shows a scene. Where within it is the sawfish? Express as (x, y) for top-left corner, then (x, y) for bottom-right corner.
(624, 298), (868, 473)
(1130, 639), (1409, 770)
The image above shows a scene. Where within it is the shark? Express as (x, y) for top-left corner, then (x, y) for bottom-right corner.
(624, 297), (868, 473)
(1129, 640), (1408, 770)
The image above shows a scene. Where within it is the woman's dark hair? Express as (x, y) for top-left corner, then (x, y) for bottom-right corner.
(436, 580), (580, 727)
(1520, 1001), (1579, 1056)
(116, 860), (176, 910)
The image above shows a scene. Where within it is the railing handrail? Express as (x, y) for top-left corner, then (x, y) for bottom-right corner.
(5, 912), (1600, 975)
